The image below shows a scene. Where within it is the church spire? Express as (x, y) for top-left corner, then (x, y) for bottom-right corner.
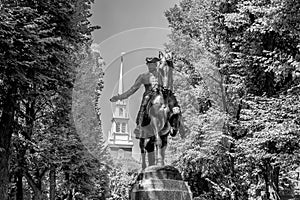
(108, 52), (133, 162)
(118, 52), (125, 95)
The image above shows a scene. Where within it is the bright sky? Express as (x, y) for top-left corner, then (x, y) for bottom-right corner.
(90, 0), (179, 157)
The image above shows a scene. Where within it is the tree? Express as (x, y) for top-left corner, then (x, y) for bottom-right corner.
(235, 95), (300, 199)
(165, 1), (234, 198)
(220, 0), (300, 198)
(0, 0), (99, 199)
(70, 47), (112, 200)
(165, 0), (300, 199)
(107, 167), (137, 200)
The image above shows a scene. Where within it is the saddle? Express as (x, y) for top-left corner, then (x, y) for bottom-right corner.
(140, 88), (173, 127)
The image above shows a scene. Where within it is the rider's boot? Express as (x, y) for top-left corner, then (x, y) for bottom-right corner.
(134, 95), (151, 139)
(134, 112), (142, 139)
(134, 105), (147, 139)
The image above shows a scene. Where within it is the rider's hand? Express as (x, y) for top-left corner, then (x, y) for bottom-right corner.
(110, 95), (119, 102)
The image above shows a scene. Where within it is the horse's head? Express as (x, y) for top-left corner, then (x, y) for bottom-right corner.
(158, 51), (173, 61)
(158, 51), (174, 90)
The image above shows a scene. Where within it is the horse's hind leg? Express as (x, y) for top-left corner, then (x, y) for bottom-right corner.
(150, 117), (163, 166)
(139, 138), (146, 170)
(145, 137), (155, 166)
(160, 134), (168, 166)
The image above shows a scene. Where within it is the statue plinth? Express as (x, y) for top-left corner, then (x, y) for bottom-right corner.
(130, 165), (192, 200)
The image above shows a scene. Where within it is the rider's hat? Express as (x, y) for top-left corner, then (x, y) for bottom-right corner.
(146, 57), (160, 63)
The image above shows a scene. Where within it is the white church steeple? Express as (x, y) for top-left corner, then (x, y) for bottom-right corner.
(117, 52), (126, 106)
(108, 52), (133, 161)
(118, 52), (124, 95)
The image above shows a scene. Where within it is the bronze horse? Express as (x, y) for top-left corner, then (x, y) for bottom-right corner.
(139, 51), (180, 169)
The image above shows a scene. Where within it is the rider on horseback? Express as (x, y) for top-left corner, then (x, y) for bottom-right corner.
(110, 53), (181, 138)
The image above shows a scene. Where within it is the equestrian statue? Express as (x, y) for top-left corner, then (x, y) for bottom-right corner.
(110, 51), (181, 169)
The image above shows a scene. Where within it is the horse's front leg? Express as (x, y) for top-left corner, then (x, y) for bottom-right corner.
(139, 138), (146, 170)
(146, 137), (155, 166)
(155, 144), (162, 166)
(150, 117), (163, 166)
(160, 135), (168, 166)
(160, 147), (166, 166)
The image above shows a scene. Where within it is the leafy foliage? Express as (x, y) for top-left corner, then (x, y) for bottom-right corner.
(235, 95), (300, 199)
(107, 167), (137, 200)
(0, 0), (108, 199)
(165, 0), (300, 199)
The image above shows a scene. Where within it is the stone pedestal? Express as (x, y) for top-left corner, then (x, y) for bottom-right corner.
(130, 165), (192, 200)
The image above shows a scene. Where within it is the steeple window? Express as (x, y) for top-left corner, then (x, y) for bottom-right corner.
(116, 122), (120, 132)
(119, 108), (124, 117)
(121, 123), (126, 133)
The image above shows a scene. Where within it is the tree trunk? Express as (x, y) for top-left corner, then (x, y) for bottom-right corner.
(0, 153), (10, 200)
(32, 190), (43, 200)
(263, 162), (270, 200)
(264, 174), (270, 200)
(16, 171), (23, 200)
(64, 171), (74, 200)
(219, 73), (228, 113)
(67, 189), (74, 200)
(15, 145), (27, 200)
(24, 171), (44, 200)
(265, 71), (275, 97)
(272, 166), (280, 195)
(49, 165), (56, 200)
(0, 90), (16, 200)
(22, 96), (44, 200)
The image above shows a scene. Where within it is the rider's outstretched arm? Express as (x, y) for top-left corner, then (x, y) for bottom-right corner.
(116, 74), (144, 100)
